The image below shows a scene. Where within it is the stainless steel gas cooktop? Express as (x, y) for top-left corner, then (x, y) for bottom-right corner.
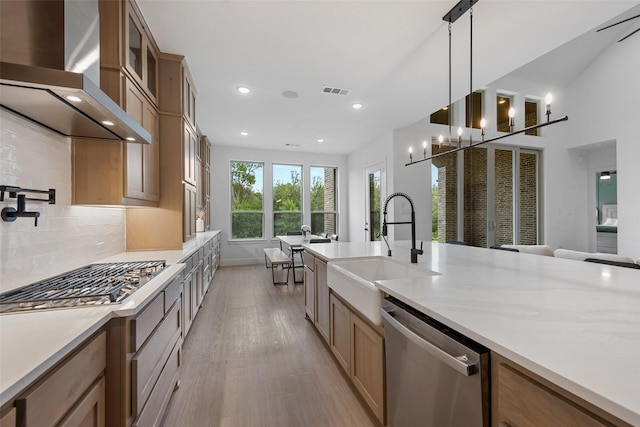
(0, 261), (166, 314)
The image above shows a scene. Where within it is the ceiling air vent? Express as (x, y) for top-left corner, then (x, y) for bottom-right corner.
(322, 86), (350, 96)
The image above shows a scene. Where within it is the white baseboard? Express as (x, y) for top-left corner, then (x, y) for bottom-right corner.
(219, 258), (263, 267)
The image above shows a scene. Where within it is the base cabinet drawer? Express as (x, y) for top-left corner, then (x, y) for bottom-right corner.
(491, 353), (631, 427)
(132, 341), (181, 427)
(16, 331), (106, 427)
(132, 300), (181, 416)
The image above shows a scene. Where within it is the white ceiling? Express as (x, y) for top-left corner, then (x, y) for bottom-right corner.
(137, 0), (640, 156)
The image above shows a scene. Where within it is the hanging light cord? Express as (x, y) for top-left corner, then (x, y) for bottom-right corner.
(448, 22), (452, 146)
(469, 6), (473, 145)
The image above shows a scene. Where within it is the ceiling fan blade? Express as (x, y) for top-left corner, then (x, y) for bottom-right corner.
(596, 13), (640, 32)
(618, 26), (640, 42)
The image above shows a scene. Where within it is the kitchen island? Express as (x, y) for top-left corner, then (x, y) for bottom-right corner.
(303, 240), (640, 426)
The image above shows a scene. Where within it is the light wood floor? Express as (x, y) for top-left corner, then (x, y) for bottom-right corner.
(160, 265), (377, 427)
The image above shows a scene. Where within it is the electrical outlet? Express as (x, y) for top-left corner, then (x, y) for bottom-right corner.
(95, 242), (105, 255)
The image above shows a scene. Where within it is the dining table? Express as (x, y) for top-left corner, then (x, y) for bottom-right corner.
(276, 234), (327, 283)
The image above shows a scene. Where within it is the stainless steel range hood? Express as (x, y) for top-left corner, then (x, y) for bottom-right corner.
(0, 0), (151, 144)
(1, 62), (150, 144)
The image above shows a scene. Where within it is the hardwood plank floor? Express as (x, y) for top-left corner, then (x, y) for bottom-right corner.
(160, 265), (377, 427)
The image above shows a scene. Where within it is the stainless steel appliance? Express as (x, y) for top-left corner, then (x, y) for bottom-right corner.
(381, 297), (490, 427)
(0, 261), (166, 313)
(0, 0), (151, 144)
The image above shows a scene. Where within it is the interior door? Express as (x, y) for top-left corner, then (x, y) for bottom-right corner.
(365, 163), (385, 242)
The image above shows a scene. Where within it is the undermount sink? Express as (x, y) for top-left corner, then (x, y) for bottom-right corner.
(327, 257), (438, 326)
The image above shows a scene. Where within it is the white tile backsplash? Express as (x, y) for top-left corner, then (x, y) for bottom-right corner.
(0, 111), (126, 291)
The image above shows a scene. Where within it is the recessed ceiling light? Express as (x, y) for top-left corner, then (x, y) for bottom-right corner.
(240, 131), (248, 136)
(317, 139), (324, 143)
(125, 137), (135, 141)
(102, 120), (114, 126)
(65, 95), (83, 103)
(237, 86), (250, 94)
(282, 90), (299, 99)
(352, 103), (363, 110)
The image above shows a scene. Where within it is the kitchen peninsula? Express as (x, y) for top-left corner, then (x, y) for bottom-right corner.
(304, 240), (640, 426)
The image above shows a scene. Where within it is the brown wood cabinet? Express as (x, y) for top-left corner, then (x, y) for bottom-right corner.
(106, 276), (182, 427)
(123, 0), (158, 102)
(329, 293), (350, 373)
(181, 235), (217, 338)
(328, 292), (386, 425)
(0, 407), (16, 427)
(72, 79), (159, 207)
(124, 54), (200, 249)
(351, 312), (385, 423)
(303, 252), (316, 321)
(73, 0), (160, 209)
(15, 331), (106, 427)
(314, 258), (330, 344)
(491, 353), (631, 427)
(196, 132), (211, 230)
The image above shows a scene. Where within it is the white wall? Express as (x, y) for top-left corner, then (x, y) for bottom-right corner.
(0, 111), (126, 291)
(391, 118), (432, 242)
(385, 30), (640, 260)
(567, 30), (640, 259)
(346, 131), (393, 243)
(210, 145), (348, 265)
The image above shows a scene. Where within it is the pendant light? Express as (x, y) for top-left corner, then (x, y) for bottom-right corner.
(406, 0), (569, 166)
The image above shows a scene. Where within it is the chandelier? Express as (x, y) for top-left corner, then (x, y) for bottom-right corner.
(406, 0), (568, 166)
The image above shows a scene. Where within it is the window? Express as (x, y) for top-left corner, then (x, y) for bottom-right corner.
(311, 166), (338, 235)
(496, 94), (513, 132)
(465, 91), (483, 129)
(231, 161), (263, 239)
(525, 99), (539, 136)
(430, 106), (452, 126)
(273, 164), (302, 236)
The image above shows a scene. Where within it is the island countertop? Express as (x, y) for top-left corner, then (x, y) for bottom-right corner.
(303, 240), (640, 426)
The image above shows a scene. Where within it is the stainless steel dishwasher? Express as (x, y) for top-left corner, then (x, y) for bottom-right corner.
(381, 297), (490, 427)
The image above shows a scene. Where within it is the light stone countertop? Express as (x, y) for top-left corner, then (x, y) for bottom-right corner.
(0, 231), (220, 406)
(304, 240), (640, 426)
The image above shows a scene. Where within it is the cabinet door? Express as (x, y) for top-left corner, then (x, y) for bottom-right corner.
(124, 80), (159, 202)
(195, 157), (202, 211)
(183, 183), (196, 242)
(124, 3), (158, 103)
(351, 314), (385, 424)
(143, 103), (159, 201)
(183, 272), (194, 337)
(329, 294), (350, 374)
(314, 259), (330, 343)
(125, 81), (145, 200)
(0, 407), (16, 427)
(304, 265), (315, 320)
(183, 125), (197, 186)
(58, 377), (105, 427)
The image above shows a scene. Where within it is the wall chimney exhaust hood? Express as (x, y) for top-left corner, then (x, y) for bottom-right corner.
(0, 0), (151, 144)
(1, 62), (151, 144)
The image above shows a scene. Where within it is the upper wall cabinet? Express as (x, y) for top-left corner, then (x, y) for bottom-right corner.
(72, 0), (160, 207)
(125, 1), (158, 102)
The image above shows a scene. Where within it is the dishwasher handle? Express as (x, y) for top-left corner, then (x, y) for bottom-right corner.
(381, 308), (478, 377)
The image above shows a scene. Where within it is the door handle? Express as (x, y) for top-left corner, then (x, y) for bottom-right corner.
(380, 309), (478, 376)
